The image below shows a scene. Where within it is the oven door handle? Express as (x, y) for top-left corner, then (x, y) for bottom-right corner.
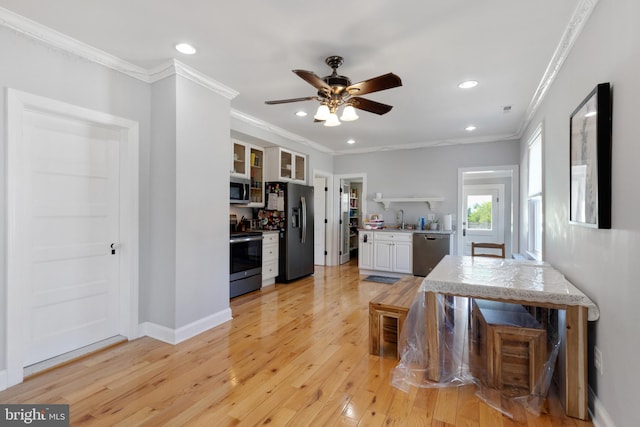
(301, 195), (307, 244)
(230, 235), (264, 244)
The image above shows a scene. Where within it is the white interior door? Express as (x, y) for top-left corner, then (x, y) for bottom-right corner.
(462, 184), (504, 255)
(20, 109), (121, 366)
(313, 176), (326, 265)
(339, 182), (350, 264)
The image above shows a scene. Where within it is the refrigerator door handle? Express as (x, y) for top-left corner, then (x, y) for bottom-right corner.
(301, 196), (307, 244)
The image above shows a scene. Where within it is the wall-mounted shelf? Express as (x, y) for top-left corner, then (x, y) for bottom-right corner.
(373, 197), (444, 210)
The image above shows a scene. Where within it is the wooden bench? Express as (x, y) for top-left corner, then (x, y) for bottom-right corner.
(368, 276), (422, 359)
(471, 299), (547, 393)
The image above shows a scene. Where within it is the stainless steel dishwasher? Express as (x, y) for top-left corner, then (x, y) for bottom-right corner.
(412, 233), (450, 276)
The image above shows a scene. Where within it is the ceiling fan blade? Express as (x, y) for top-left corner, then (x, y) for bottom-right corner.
(293, 69), (331, 93)
(346, 73), (402, 96)
(265, 96), (317, 105)
(349, 97), (393, 115)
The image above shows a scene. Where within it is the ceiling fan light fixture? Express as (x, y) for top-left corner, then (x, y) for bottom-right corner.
(314, 104), (330, 121)
(324, 113), (341, 127)
(340, 105), (359, 121)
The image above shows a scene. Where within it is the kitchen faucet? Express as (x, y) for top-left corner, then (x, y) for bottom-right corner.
(399, 209), (405, 229)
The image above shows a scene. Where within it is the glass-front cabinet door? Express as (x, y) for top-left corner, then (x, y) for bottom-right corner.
(231, 141), (247, 177)
(280, 149), (293, 180)
(266, 147), (307, 184)
(294, 153), (305, 182)
(249, 147), (264, 205)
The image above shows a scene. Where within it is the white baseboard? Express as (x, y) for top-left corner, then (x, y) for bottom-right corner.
(589, 387), (616, 427)
(139, 308), (232, 345)
(0, 369), (7, 391)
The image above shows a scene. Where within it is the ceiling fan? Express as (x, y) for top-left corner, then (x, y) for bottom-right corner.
(265, 55), (402, 127)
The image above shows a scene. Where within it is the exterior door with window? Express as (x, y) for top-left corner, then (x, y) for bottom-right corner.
(462, 184), (505, 255)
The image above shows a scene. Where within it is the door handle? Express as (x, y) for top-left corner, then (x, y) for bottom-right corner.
(110, 243), (120, 255)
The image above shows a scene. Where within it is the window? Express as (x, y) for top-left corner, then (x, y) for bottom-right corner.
(527, 127), (543, 260)
(467, 195), (493, 230)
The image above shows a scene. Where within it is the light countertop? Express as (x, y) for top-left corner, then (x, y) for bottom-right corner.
(359, 228), (455, 235)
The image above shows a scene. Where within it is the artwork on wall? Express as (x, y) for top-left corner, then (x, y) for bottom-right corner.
(569, 82), (612, 229)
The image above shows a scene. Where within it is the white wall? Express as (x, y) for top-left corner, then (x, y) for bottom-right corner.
(146, 77), (177, 326)
(333, 140), (519, 227)
(520, 0), (640, 425)
(175, 76), (231, 327)
(0, 27), (151, 370)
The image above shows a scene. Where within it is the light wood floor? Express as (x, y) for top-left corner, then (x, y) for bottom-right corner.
(0, 260), (594, 426)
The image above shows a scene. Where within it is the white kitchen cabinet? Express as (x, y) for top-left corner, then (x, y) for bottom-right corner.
(265, 147), (306, 184)
(372, 232), (413, 274)
(358, 231), (374, 270)
(231, 139), (248, 177)
(231, 139), (264, 207)
(262, 231), (279, 286)
(392, 239), (412, 274)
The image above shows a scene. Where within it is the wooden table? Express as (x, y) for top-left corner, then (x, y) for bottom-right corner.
(422, 255), (599, 420)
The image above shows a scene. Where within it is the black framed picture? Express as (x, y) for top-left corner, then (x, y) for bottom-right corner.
(569, 82), (612, 228)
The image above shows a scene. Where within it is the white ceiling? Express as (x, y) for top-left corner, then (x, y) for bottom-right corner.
(0, 1), (583, 154)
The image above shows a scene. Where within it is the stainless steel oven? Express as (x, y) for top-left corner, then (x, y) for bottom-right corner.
(230, 231), (263, 298)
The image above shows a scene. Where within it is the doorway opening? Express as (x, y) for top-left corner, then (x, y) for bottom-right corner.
(457, 166), (518, 257)
(336, 174), (366, 265)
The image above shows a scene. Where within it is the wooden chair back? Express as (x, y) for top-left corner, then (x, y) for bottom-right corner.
(471, 242), (505, 258)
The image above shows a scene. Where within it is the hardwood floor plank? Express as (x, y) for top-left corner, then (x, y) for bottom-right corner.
(0, 261), (594, 426)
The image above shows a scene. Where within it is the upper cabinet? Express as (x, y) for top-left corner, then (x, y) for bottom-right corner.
(231, 139), (264, 207)
(231, 140), (248, 177)
(265, 147), (306, 184)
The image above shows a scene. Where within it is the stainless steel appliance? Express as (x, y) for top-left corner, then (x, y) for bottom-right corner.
(229, 231), (263, 298)
(230, 176), (250, 204)
(412, 233), (450, 276)
(265, 182), (314, 282)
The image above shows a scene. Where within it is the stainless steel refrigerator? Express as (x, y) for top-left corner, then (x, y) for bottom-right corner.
(265, 182), (314, 282)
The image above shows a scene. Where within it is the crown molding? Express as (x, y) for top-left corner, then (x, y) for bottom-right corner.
(333, 133), (520, 156)
(519, 0), (599, 136)
(230, 109), (332, 154)
(148, 60), (238, 100)
(0, 6), (238, 99)
(0, 6), (150, 81)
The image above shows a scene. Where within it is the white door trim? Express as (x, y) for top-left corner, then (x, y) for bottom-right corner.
(457, 165), (519, 256)
(333, 173), (367, 267)
(6, 89), (139, 387)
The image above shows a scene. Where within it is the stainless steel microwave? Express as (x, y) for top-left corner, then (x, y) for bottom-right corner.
(230, 176), (251, 204)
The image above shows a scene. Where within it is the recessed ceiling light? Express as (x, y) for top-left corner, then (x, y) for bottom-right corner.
(347, 139), (356, 144)
(295, 110), (307, 117)
(175, 43), (196, 55)
(465, 125), (477, 131)
(458, 80), (478, 89)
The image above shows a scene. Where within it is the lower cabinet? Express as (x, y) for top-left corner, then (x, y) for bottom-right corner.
(262, 231), (279, 286)
(359, 231), (413, 274)
(358, 231), (374, 269)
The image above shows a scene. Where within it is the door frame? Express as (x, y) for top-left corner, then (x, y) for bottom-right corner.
(462, 183), (505, 254)
(457, 165), (519, 257)
(333, 173), (366, 267)
(6, 89), (140, 387)
(312, 172), (330, 266)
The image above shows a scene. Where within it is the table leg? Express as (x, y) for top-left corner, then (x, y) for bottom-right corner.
(562, 305), (589, 420)
(425, 291), (441, 382)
